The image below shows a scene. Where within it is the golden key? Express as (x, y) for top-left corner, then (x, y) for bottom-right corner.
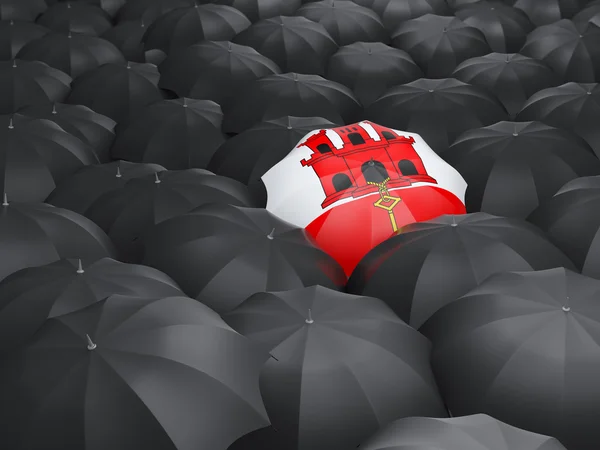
(367, 178), (402, 233)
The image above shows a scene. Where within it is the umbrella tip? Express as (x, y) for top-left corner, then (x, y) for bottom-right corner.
(305, 308), (314, 324)
(293, 73), (298, 81)
(267, 228), (275, 239)
(183, 97), (188, 107)
(86, 334), (97, 350)
(450, 215), (457, 227)
(52, 103), (57, 114)
(12, 59), (16, 68)
(116, 166), (122, 177)
(68, 31), (72, 39)
(8, 117), (13, 129)
(126, 61), (131, 69)
(9, 19), (13, 25)
(588, 90), (592, 95)
(228, 42), (232, 52)
(154, 172), (161, 183)
(76, 259), (84, 274)
(562, 306), (571, 312)
(2, 193), (8, 206)
(141, 18), (145, 27)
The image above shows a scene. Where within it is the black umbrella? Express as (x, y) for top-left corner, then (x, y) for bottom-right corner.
(454, 1), (533, 53)
(295, 0), (389, 46)
(211, 0), (301, 23)
(143, 203), (347, 314)
(19, 103), (117, 162)
(36, 3), (112, 36)
(111, 98), (226, 169)
(0, 59), (71, 113)
(74, 0), (126, 18)
(346, 213), (576, 329)
(444, 121), (600, 218)
(365, 78), (508, 154)
(0, 294), (269, 450)
(370, 0), (451, 33)
(158, 41), (280, 110)
(223, 72), (362, 134)
(66, 62), (163, 125)
(517, 82), (600, 159)
(101, 19), (147, 63)
(0, 0), (46, 21)
(86, 169), (258, 263)
(520, 19), (600, 83)
(573, 0), (600, 26)
(555, 174), (600, 195)
(452, 53), (560, 118)
(232, 16), (338, 76)
(116, 0), (195, 25)
(0, 257), (183, 353)
(0, 20), (48, 60)
(0, 113), (99, 202)
(391, 14), (491, 78)
(420, 267), (600, 450)
(514, 0), (587, 26)
(359, 414), (567, 450)
(46, 160), (166, 215)
(142, 4), (251, 58)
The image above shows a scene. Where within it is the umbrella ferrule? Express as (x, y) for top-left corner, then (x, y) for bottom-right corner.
(86, 334), (97, 350)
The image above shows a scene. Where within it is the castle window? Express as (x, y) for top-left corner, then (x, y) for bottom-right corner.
(317, 143), (332, 154)
(332, 173), (352, 192)
(382, 131), (396, 140)
(348, 133), (365, 145)
(361, 160), (388, 184)
(398, 159), (419, 175)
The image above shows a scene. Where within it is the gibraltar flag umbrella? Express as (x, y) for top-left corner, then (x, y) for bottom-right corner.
(261, 120), (468, 275)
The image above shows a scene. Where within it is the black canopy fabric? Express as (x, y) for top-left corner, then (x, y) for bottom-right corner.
(0, 294), (270, 450)
(370, 0), (452, 33)
(573, 0), (600, 25)
(420, 268), (600, 450)
(211, 0), (301, 23)
(444, 121), (600, 218)
(555, 174), (600, 195)
(116, 0), (195, 25)
(0, 0), (47, 22)
(514, 0), (588, 26)
(0, 20), (48, 60)
(223, 286), (448, 450)
(76, 0), (126, 18)
(101, 19), (147, 62)
(347, 213), (576, 329)
(36, 3), (112, 36)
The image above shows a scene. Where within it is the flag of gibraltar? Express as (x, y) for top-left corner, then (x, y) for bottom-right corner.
(262, 121), (467, 276)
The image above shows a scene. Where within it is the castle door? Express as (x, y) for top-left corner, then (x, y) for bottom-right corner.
(398, 159), (419, 176)
(361, 160), (389, 184)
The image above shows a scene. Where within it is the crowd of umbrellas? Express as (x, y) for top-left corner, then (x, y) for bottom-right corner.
(3, 0), (600, 449)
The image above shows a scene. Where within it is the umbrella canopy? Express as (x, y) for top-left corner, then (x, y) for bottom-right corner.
(365, 78), (508, 154)
(516, 82), (600, 159)
(116, 0), (195, 24)
(101, 19), (147, 63)
(347, 213), (576, 329)
(19, 103), (117, 162)
(211, 0), (301, 23)
(514, 0), (588, 26)
(17, 31), (125, 79)
(0, 257), (183, 353)
(452, 53), (560, 118)
(520, 19), (600, 83)
(0, 20), (48, 60)
(85, 169), (258, 263)
(36, 3), (112, 36)
(0, 59), (71, 113)
(46, 160), (166, 214)
(0, 0), (46, 21)
(142, 203), (347, 314)
(142, 4), (251, 57)
(158, 41), (281, 110)
(359, 414), (567, 450)
(555, 174), (600, 195)
(223, 72), (362, 134)
(325, 41), (424, 107)
(232, 16), (338, 76)
(66, 62), (163, 126)
(454, 1), (534, 52)
(74, 0), (126, 18)
(370, 0), (451, 33)
(223, 285), (448, 450)
(0, 294), (270, 450)
(444, 121), (600, 218)
(420, 267), (600, 450)
(391, 14), (491, 78)
(0, 198), (116, 282)
(0, 113), (99, 202)
(111, 98), (226, 169)
(573, 0), (600, 26)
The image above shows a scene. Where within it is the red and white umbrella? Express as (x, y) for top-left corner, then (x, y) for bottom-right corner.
(262, 121), (467, 275)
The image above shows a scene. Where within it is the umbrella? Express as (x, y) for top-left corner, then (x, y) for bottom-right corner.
(452, 53), (561, 118)
(0, 257), (183, 353)
(516, 82), (600, 159)
(211, 0), (301, 23)
(116, 0), (195, 25)
(0, 294), (269, 450)
(365, 78), (508, 154)
(223, 72), (362, 134)
(514, 0), (588, 26)
(520, 19), (600, 83)
(294, 0), (389, 46)
(85, 169), (258, 263)
(444, 121), (600, 218)
(262, 121), (468, 276)
(0, 0), (46, 21)
(111, 98), (226, 169)
(232, 16), (338, 76)
(573, 0), (600, 26)
(420, 267), (600, 450)
(142, 203), (347, 314)
(0, 20), (48, 60)
(0, 113), (99, 202)
(370, 0), (451, 33)
(222, 285), (448, 450)
(325, 42), (423, 108)
(346, 213), (576, 329)
(101, 19), (147, 63)
(66, 62), (163, 126)
(0, 59), (71, 113)
(73, 0), (127, 18)
(555, 174), (600, 195)
(391, 14), (491, 78)
(359, 414), (567, 450)
(454, 1), (534, 53)
(19, 103), (117, 162)
(46, 160), (166, 215)
(36, 3), (112, 36)
(142, 4), (251, 58)
(0, 198), (116, 282)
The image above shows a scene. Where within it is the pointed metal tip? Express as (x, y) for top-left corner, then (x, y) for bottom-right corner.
(9, 19), (13, 25)
(51, 103), (57, 114)
(2, 193), (8, 206)
(76, 259), (84, 274)
(154, 172), (161, 183)
(562, 306), (571, 312)
(450, 215), (457, 227)
(305, 308), (314, 324)
(68, 31), (72, 38)
(228, 42), (232, 52)
(267, 228), (275, 239)
(86, 334), (97, 350)
(8, 117), (13, 129)
(12, 59), (16, 68)
(183, 97), (188, 107)
(293, 73), (298, 81)
(126, 61), (131, 69)
(115, 166), (122, 177)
